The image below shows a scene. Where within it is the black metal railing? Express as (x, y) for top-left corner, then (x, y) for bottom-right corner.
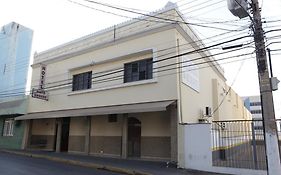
(212, 120), (267, 170)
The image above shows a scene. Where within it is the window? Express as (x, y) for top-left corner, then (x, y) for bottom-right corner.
(3, 119), (14, 136)
(250, 102), (261, 106)
(124, 58), (153, 83)
(108, 114), (117, 123)
(251, 110), (262, 114)
(72, 71), (92, 91)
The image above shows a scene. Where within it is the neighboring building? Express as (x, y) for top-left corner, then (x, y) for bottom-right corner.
(242, 95), (262, 120)
(16, 3), (250, 166)
(242, 95), (262, 130)
(0, 22), (33, 96)
(0, 22), (33, 149)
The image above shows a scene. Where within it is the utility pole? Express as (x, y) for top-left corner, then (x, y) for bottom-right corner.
(251, 0), (281, 174)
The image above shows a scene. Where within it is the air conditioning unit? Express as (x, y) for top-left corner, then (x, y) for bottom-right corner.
(198, 118), (209, 123)
(198, 107), (212, 123)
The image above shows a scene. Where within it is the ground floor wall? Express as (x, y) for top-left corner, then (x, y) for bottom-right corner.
(29, 118), (56, 150)
(0, 116), (25, 149)
(131, 112), (171, 159)
(26, 106), (177, 161)
(69, 117), (87, 153)
(90, 115), (122, 156)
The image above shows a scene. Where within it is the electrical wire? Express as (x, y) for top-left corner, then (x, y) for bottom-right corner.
(211, 54), (249, 116)
(0, 46), (255, 97)
(73, 0), (246, 32)
(3, 9), (278, 95)
(0, 28), (251, 93)
(3, 50), (256, 99)
(0, 34), (253, 97)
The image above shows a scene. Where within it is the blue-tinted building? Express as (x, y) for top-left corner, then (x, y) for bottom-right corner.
(0, 22), (33, 98)
(0, 22), (33, 149)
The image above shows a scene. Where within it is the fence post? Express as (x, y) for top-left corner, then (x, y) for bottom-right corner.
(219, 122), (226, 160)
(251, 122), (258, 169)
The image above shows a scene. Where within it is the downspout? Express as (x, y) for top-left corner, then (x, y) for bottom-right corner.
(177, 38), (183, 124)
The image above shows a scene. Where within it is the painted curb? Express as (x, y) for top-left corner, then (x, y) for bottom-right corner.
(1, 150), (152, 175)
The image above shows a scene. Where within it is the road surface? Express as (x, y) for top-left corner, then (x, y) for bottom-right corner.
(0, 151), (121, 175)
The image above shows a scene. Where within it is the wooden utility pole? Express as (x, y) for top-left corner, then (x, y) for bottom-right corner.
(251, 0), (281, 174)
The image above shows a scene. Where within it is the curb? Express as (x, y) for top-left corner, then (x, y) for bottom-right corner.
(1, 150), (152, 175)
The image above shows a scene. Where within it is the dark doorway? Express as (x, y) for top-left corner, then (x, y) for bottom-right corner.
(60, 117), (70, 152)
(128, 117), (141, 157)
(53, 121), (58, 151)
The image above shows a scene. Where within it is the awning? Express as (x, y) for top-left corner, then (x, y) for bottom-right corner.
(15, 100), (175, 120)
(0, 97), (27, 116)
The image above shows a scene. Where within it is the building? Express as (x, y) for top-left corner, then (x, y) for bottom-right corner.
(0, 22), (33, 149)
(242, 95), (262, 120)
(16, 2), (251, 166)
(243, 95), (262, 130)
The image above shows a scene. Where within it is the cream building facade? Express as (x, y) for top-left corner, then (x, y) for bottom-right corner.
(17, 2), (251, 165)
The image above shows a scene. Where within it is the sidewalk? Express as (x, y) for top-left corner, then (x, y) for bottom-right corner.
(1, 149), (225, 175)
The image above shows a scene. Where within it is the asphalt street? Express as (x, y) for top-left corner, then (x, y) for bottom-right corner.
(0, 152), (121, 175)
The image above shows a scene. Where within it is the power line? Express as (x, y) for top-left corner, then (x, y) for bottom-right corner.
(0, 28), (251, 93)
(0, 34), (253, 96)
(0, 50), (255, 98)
(7, 4), (278, 95)
(74, 0), (246, 32)
(0, 45), (254, 97)
(183, 0), (225, 14)
(211, 54), (249, 116)
(31, 28), (249, 79)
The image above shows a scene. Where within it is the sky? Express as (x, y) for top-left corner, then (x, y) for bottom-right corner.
(0, 0), (281, 117)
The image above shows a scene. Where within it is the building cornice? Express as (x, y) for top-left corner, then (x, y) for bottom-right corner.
(32, 2), (225, 80)
(32, 24), (175, 67)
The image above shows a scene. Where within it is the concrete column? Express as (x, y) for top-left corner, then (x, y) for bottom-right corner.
(169, 104), (178, 162)
(55, 119), (62, 152)
(21, 119), (32, 150)
(121, 114), (128, 159)
(85, 116), (91, 154)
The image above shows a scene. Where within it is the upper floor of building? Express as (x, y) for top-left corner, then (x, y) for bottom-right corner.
(28, 2), (227, 115)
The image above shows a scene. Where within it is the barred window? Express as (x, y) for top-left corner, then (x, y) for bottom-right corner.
(3, 119), (14, 136)
(72, 71), (92, 91)
(124, 58), (153, 83)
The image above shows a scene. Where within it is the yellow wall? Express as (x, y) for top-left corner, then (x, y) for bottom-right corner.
(129, 111), (170, 137)
(31, 119), (56, 135)
(69, 117), (87, 136)
(91, 115), (123, 136)
(212, 79), (252, 121)
(176, 30), (251, 123)
(175, 30), (226, 123)
(29, 29), (178, 113)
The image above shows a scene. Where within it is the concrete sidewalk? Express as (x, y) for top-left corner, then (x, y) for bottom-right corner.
(1, 149), (225, 175)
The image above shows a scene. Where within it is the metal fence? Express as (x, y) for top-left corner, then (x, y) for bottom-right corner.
(212, 120), (268, 170)
(277, 119), (281, 155)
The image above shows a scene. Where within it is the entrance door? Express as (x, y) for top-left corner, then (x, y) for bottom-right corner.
(128, 117), (141, 157)
(60, 117), (70, 152)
